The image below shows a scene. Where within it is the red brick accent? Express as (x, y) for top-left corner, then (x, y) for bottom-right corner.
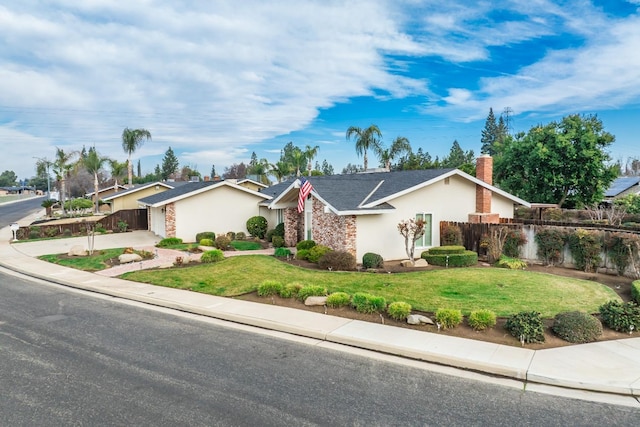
(312, 198), (357, 257)
(284, 207), (299, 247)
(468, 213), (500, 224)
(165, 203), (176, 237)
(475, 154), (493, 214)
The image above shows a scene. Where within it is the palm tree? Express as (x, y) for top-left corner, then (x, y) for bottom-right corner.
(346, 125), (382, 171)
(83, 147), (111, 213)
(304, 145), (319, 176)
(375, 136), (411, 170)
(121, 128), (152, 187)
(109, 160), (128, 191)
(251, 158), (272, 185)
(290, 147), (306, 177)
(53, 148), (77, 215)
(270, 161), (292, 183)
(35, 157), (53, 198)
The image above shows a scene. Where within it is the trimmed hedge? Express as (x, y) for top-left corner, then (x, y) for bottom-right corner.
(196, 231), (215, 242)
(296, 240), (316, 251)
(157, 237), (183, 247)
(362, 252), (384, 269)
(632, 280), (640, 304)
(552, 311), (602, 343)
(421, 250), (478, 267)
(427, 245), (466, 255)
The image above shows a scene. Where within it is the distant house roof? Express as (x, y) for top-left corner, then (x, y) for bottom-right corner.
(267, 169), (530, 214)
(101, 181), (174, 202)
(85, 184), (128, 197)
(605, 176), (640, 198)
(138, 180), (271, 208)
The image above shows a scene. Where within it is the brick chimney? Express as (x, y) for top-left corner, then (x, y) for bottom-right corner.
(469, 154), (500, 224)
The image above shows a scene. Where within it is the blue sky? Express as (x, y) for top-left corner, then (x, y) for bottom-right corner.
(1, 0), (639, 181)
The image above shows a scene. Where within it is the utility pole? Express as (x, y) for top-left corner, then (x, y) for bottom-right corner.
(502, 107), (514, 135)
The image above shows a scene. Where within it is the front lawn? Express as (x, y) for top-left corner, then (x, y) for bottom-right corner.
(121, 255), (620, 317)
(230, 240), (263, 251)
(39, 248), (126, 272)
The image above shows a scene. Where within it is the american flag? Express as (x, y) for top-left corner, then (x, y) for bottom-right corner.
(297, 177), (313, 213)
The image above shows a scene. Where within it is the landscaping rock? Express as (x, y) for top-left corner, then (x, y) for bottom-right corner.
(119, 253), (143, 264)
(304, 296), (328, 306)
(407, 314), (434, 325)
(400, 259), (428, 267)
(68, 245), (87, 257)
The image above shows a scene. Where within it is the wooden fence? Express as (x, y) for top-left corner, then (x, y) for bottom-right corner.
(98, 209), (148, 231)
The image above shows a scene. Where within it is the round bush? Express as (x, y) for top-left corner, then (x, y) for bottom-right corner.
(296, 249), (310, 260)
(246, 216), (268, 239)
(195, 231), (216, 242)
(200, 249), (224, 263)
(441, 225), (463, 246)
(504, 311), (545, 343)
(226, 231), (236, 240)
(468, 309), (497, 331)
(351, 293), (386, 314)
(235, 231), (246, 240)
(280, 282), (303, 298)
(552, 311), (602, 343)
(274, 247), (291, 257)
(296, 240), (316, 251)
(307, 245), (332, 263)
(257, 280), (283, 297)
(214, 235), (231, 250)
(362, 252), (384, 269)
(199, 238), (214, 247)
(157, 237), (183, 247)
(326, 292), (351, 308)
(435, 308), (463, 329)
(599, 300), (640, 332)
(274, 222), (285, 237)
(272, 235), (285, 248)
(265, 229), (276, 243)
(318, 251), (356, 271)
(387, 302), (412, 321)
(297, 285), (327, 301)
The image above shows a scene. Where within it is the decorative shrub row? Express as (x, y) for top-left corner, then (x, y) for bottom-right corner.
(468, 309), (497, 331)
(551, 311), (602, 343)
(435, 308), (462, 329)
(351, 293), (387, 314)
(297, 285), (328, 301)
(599, 300), (640, 333)
(421, 249), (478, 267)
(326, 292), (351, 308)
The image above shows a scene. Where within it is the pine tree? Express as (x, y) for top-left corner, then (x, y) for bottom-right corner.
(480, 108), (498, 155)
(161, 147), (179, 180)
(137, 159), (141, 178)
(210, 164), (216, 178)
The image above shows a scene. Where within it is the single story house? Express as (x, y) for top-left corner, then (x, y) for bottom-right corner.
(265, 155), (530, 261)
(101, 181), (188, 213)
(138, 180), (273, 242)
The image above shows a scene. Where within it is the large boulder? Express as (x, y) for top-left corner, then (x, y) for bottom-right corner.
(304, 296), (328, 306)
(118, 253), (143, 264)
(400, 259), (429, 267)
(407, 314), (434, 325)
(68, 245), (87, 257)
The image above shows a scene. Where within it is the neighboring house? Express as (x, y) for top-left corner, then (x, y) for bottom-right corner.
(138, 180), (273, 241)
(266, 155), (530, 261)
(85, 184), (128, 208)
(101, 181), (184, 213)
(604, 176), (640, 202)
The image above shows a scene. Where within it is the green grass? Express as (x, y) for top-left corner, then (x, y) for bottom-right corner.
(230, 240), (263, 251)
(38, 248), (126, 272)
(157, 243), (199, 251)
(121, 255), (621, 317)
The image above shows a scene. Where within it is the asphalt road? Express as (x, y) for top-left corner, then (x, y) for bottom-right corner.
(1, 271), (639, 426)
(0, 196), (45, 227)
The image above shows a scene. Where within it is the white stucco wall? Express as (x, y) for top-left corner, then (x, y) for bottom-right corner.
(149, 206), (166, 237)
(173, 186), (267, 241)
(355, 176), (517, 261)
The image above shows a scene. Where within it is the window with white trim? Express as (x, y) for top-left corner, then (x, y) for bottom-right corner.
(415, 213), (432, 247)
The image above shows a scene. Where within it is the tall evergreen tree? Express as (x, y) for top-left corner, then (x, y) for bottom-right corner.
(137, 159), (142, 178)
(161, 147), (179, 180)
(480, 108), (498, 155)
(210, 164), (216, 178)
(321, 159), (334, 176)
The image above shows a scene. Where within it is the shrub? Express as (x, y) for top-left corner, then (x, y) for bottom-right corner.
(117, 220), (129, 233)
(307, 245), (332, 263)
(274, 247), (292, 258)
(326, 292), (351, 308)
(45, 227), (58, 237)
(173, 256), (183, 266)
(504, 311), (545, 343)
(297, 285), (328, 301)
(200, 249), (224, 263)
(441, 225), (463, 246)
(63, 228), (72, 237)
(362, 252), (384, 269)
(296, 240), (316, 251)
(468, 309), (497, 331)
(257, 280), (283, 297)
(534, 228), (567, 266)
(435, 308), (463, 329)
(605, 232), (640, 276)
(552, 311), (603, 343)
(351, 293), (386, 314)
(95, 224), (106, 233)
(633, 280), (640, 304)
(421, 250), (478, 267)
(567, 229), (603, 272)
(29, 227), (41, 239)
(387, 302), (412, 321)
(318, 251), (356, 271)
(427, 245), (465, 255)
(265, 229), (276, 243)
(599, 300), (640, 333)
(495, 255), (527, 270)
(280, 282), (303, 298)
(246, 216), (268, 239)
(272, 235), (285, 248)
(327, 292), (351, 308)
(196, 231), (216, 242)
(199, 238), (214, 247)
(296, 249), (310, 260)
(503, 230), (527, 258)
(274, 222), (285, 238)
(158, 237), (183, 247)
(224, 231), (235, 240)
(235, 231), (246, 241)
(214, 235), (231, 250)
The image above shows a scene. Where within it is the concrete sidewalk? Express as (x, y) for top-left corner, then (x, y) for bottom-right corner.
(1, 216), (639, 404)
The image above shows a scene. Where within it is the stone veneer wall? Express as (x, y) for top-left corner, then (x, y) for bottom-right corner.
(312, 198), (357, 256)
(165, 202), (176, 237)
(283, 207), (299, 247)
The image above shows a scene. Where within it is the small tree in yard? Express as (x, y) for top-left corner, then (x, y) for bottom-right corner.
(397, 218), (425, 266)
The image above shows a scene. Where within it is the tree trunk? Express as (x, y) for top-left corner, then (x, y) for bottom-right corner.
(94, 173), (100, 213)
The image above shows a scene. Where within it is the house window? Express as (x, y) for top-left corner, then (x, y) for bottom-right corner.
(415, 213), (432, 247)
(276, 209), (284, 225)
